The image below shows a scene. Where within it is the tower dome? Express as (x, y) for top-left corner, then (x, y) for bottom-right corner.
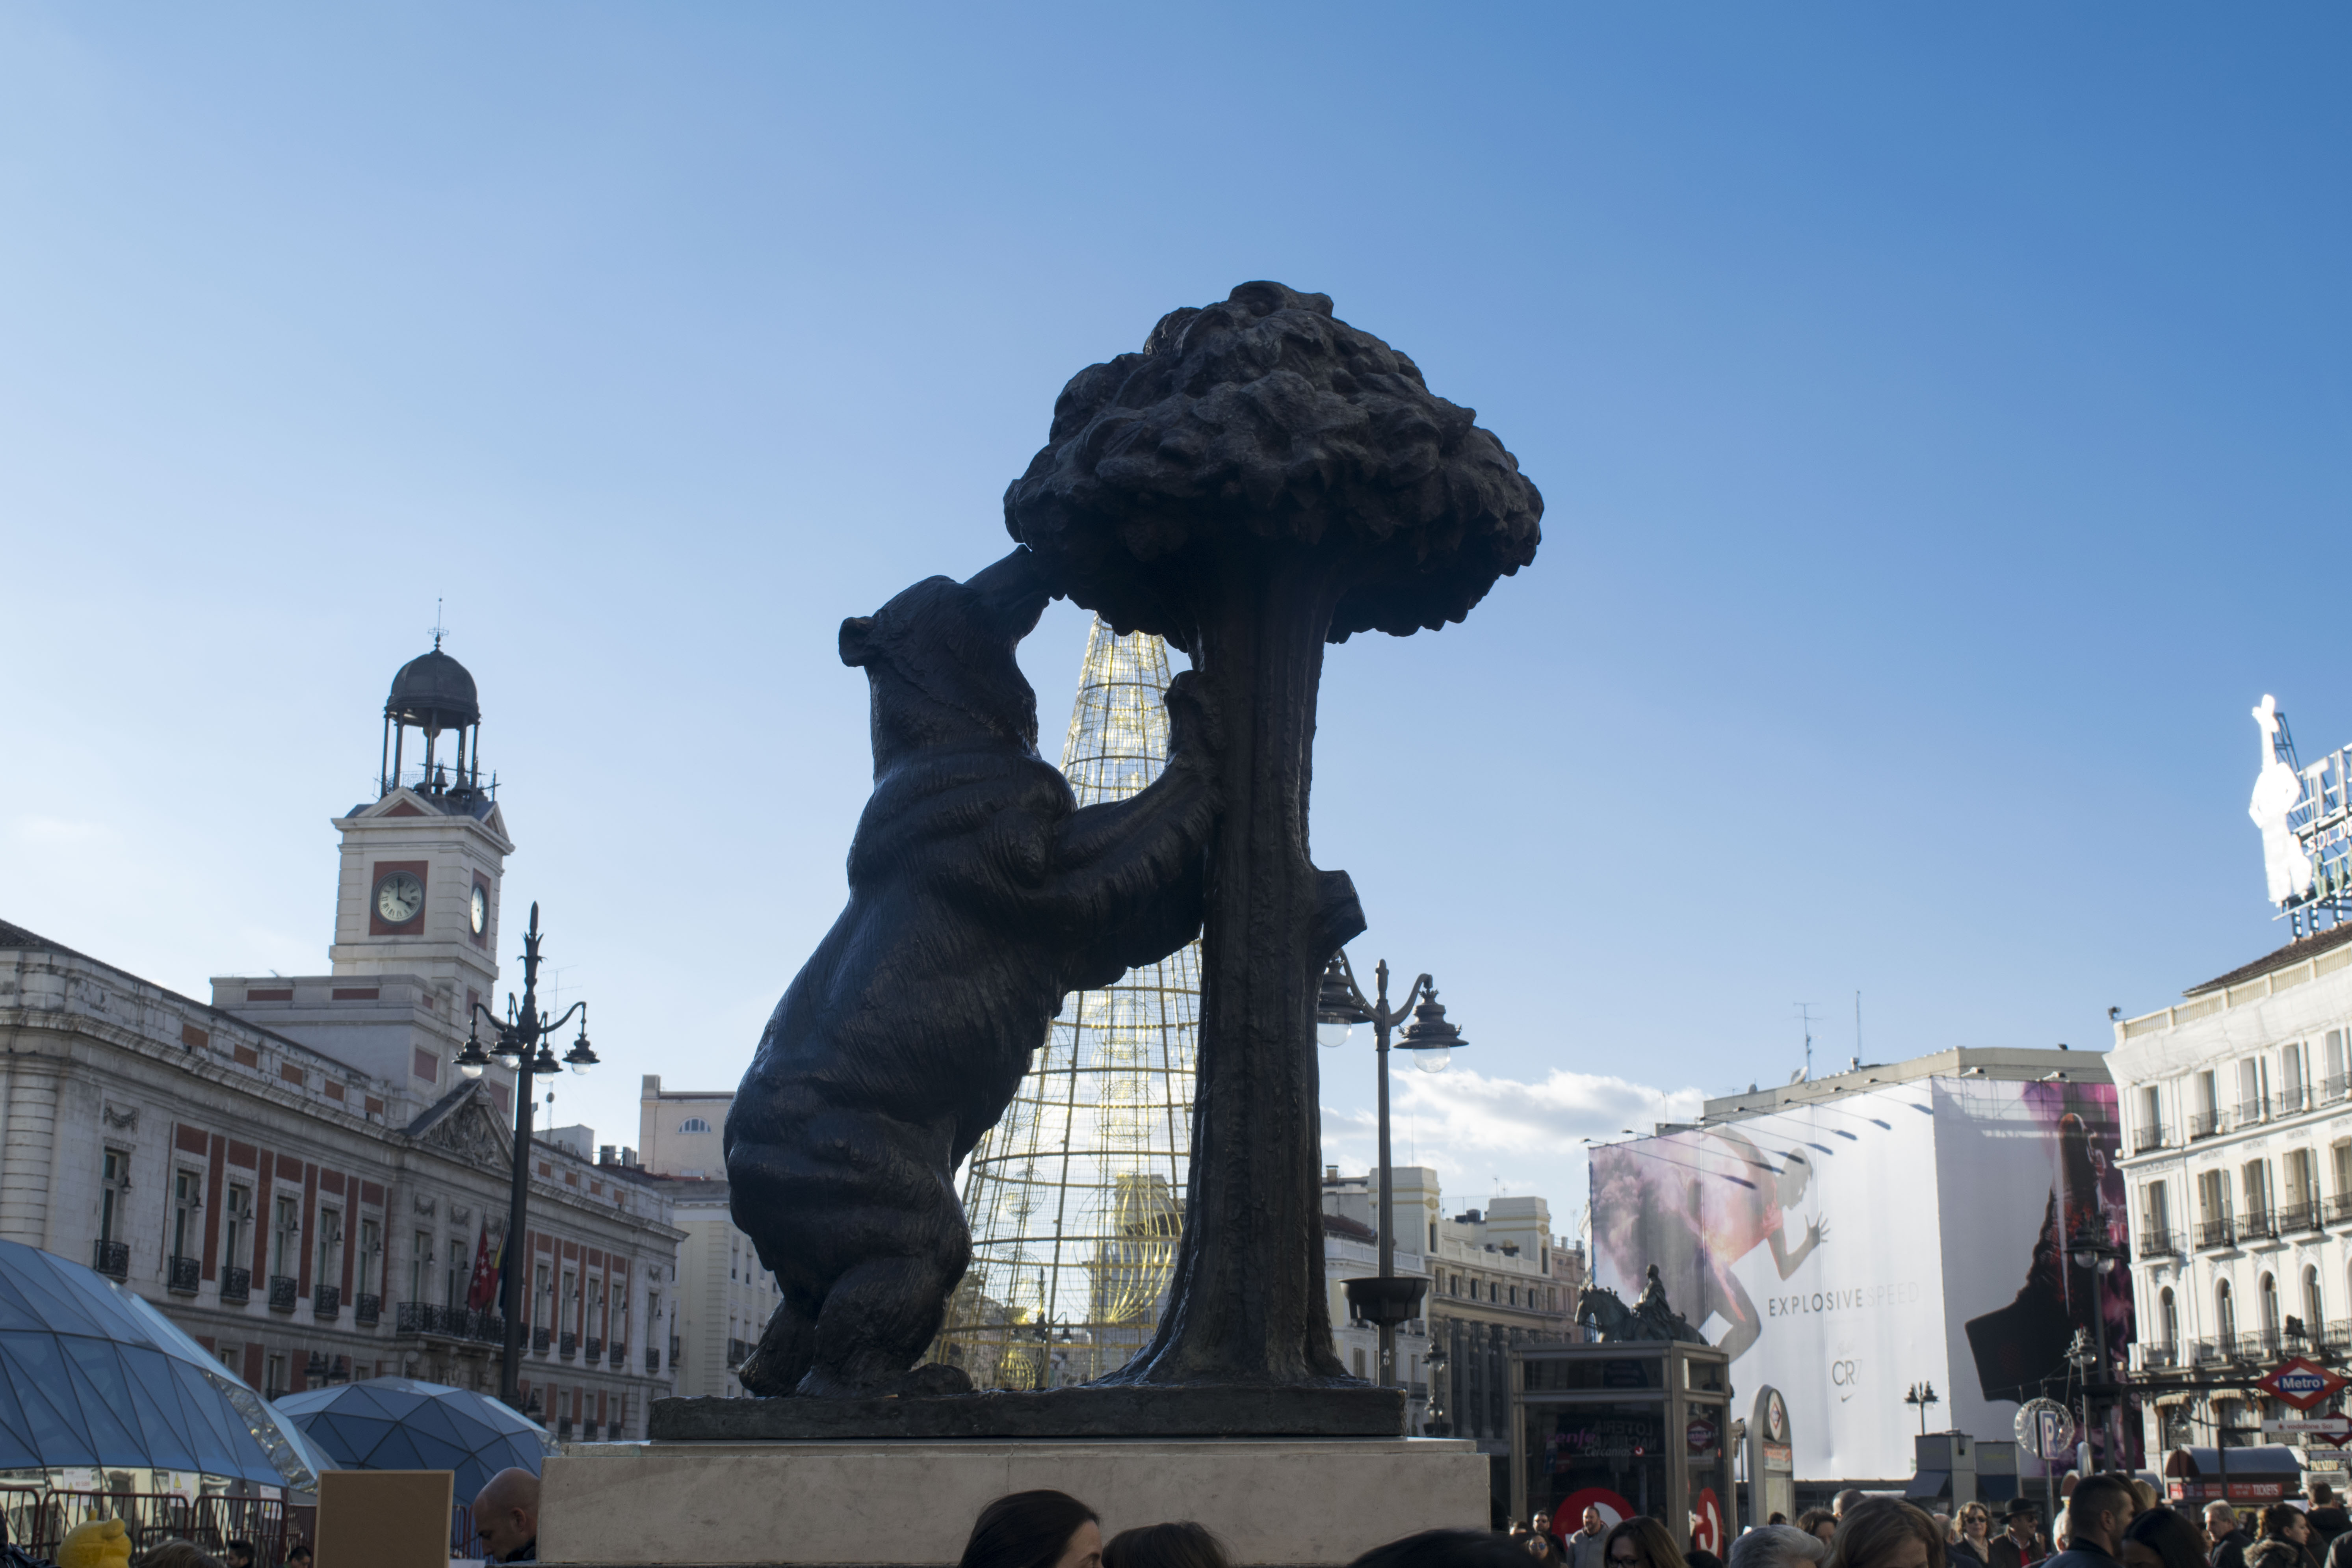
(386, 648), (480, 734)
(379, 640), (487, 801)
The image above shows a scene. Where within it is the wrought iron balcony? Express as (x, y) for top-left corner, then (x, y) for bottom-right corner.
(2282, 1202), (2324, 1235)
(2242, 1211), (2281, 1243)
(2138, 1228), (2181, 1259)
(584, 1337), (603, 1363)
(533, 1326), (550, 1354)
(219, 1265), (251, 1305)
(2330, 1195), (2352, 1225)
(2239, 1330), (2285, 1362)
(314, 1284), (341, 1319)
(268, 1275), (299, 1312)
(557, 1417), (572, 1438)
(580, 1420), (600, 1441)
(2189, 1109), (2226, 1139)
(2195, 1219), (2237, 1249)
(2140, 1342), (2180, 1370)
(727, 1337), (752, 1369)
(559, 1332), (578, 1360)
(392, 1302), (507, 1344)
(166, 1255), (201, 1296)
(91, 1239), (129, 1280)
(355, 1293), (381, 1327)
(645, 1347), (661, 1373)
(2191, 1338), (2226, 1365)
(2238, 1096), (2270, 1126)
(2328, 1074), (2350, 1105)
(2132, 1124), (2166, 1154)
(2280, 1083), (2311, 1115)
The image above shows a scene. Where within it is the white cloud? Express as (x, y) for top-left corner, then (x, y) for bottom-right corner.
(1320, 1065), (1705, 1236)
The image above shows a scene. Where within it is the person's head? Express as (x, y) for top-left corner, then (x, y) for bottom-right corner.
(223, 1543), (254, 1568)
(1771, 1517), (1789, 1529)
(1584, 1512), (1607, 1539)
(1835, 1494), (1866, 1521)
(1958, 1505), (1991, 1540)
(2066, 1476), (2136, 1555)
(2005, 1505), (2040, 1541)
(138, 1543), (223, 1568)
(2259, 1505), (2308, 1546)
(1529, 1539), (1560, 1562)
(1102, 1522), (1228, 1568)
(1347, 1530), (1548, 1568)
(1534, 1516), (1552, 1536)
(2315, 1487), (2339, 1510)
(961, 1491), (1103, 1568)
(2127, 1481), (2159, 1520)
(474, 1467), (542, 1562)
(2125, 1507), (2215, 1568)
(284, 1548), (311, 1568)
(1724, 1522), (1830, 1568)
(1603, 1518), (1686, 1568)
(1798, 1512), (1838, 1548)
(1685, 1552), (1722, 1568)
(1825, 1499), (1945, 1568)
(2206, 1504), (2240, 1541)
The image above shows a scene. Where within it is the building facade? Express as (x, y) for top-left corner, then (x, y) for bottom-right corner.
(2112, 923), (2352, 1462)
(1321, 1166), (1578, 1449)
(635, 1076), (783, 1398)
(0, 643), (682, 1437)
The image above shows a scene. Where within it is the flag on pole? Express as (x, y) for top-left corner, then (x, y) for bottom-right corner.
(465, 1223), (496, 1311)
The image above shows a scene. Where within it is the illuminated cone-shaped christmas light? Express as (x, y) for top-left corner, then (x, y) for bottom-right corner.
(930, 620), (1201, 1388)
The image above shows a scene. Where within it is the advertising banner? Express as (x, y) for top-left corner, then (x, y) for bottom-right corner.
(1589, 1076), (2133, 1482)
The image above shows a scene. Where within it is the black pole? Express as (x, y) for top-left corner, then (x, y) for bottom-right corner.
(497, 907), (544, 1412)
(1373, 960), (1394, 1390)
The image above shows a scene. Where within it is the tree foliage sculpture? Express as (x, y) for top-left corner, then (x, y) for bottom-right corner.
(1005, 282), (1542, 1384)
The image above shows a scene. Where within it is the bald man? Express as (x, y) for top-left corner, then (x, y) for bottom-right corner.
(474, 1468), (541, 1564)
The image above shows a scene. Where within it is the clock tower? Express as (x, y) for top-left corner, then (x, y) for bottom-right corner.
(329, 641), (513, 1004)
(214, 639), (518, 1106)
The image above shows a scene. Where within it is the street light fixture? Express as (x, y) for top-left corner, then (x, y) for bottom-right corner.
(1905, 1380), (1941, 1434)
(1317, 949), (1469, 1396)
(2065, 1229), (2127, 1466)
(453, 902), (599, 1412)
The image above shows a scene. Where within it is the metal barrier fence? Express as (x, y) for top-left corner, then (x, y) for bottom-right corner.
(0, 1489), (292, 1563)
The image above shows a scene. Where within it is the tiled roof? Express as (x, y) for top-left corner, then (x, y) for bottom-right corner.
(1321, 1211), (1376, 1241)
(2187, 921), (2352, 996)
(0, 918), (98, 964)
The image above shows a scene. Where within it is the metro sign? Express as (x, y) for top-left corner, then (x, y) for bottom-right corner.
(2259, 1356), (2348, 1412)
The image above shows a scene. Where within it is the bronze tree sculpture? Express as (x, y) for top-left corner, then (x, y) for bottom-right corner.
(1006, 282), (1542, 1384)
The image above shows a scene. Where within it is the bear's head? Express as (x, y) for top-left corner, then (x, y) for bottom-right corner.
(841, 548), (1054, 767)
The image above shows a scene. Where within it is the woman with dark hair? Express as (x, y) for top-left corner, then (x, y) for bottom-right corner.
(1602, 1518), (1687, 1568)
(960, 1491), (1103, 1568)
(1103, 1523), (1231, 1568)
(1826, 1498), (1946, 1568)
(2121, 1507), (2209, 1568)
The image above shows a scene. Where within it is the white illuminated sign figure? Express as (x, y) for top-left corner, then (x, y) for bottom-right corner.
(2251, 694), (2316, 907)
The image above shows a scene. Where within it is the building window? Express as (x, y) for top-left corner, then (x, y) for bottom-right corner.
(359, 1218), (381, 1297)
(562, 1271), (579, 1334)
(172, 1170), (202, 1260)
(225, 1183), (252, 1269)
(2159, 1287), (2178, 1348)
(411, 1230), (433, 1302)
(99, 1151), (129, 1243)
(2218, 1280), (2237, 1342)
(2306, 1265), (2324, 1336)
(2261, 1272), (2282, 1337)
(679, 1117), (713, 1134)
(266, 1352), (287, 1397)
(536, 1263), (553, 1328)
(316, 1208), (342, 1289)
(271, 1196), (299, 1279)
(446, 1239), (465, 1310)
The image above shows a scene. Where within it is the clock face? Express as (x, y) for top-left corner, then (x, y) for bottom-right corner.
(375, 871), (425, 926)
(470, 884), (488, 935)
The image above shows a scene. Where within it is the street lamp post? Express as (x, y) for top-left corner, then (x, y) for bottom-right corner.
(2068, 1230), (2127, 1465)
(453, 902), (598, 1413)
(1904, 1380), (1941, 1434)
(1316, 949), (1467, 1392)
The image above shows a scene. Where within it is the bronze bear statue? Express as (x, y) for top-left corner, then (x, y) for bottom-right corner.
(725, 547), (1221, 1397)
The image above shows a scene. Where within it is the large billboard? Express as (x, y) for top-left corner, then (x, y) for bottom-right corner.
(1589, 1077), (2132, 1483)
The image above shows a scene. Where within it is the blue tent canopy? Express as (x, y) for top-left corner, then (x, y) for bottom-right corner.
(271, 1379), (557, 1504)
(0, 1237), (323, 1492)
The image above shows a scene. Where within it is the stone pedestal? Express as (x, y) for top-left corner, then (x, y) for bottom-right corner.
(542, 1437), (1487, 1567)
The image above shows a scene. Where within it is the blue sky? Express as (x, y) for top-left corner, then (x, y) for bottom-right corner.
(4, 6), (2345, 1223)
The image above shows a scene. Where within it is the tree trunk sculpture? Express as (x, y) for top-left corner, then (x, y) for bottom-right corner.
(1005, 282), (1543, 1384)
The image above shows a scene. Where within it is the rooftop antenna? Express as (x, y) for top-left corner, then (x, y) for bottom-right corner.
(430, 598), (448, 651)
(1796, 1003), (1818, 1081)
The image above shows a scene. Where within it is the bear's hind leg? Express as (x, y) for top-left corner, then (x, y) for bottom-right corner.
(799, 1254), (973, 1398)
(738, 1290), (820, 1397)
